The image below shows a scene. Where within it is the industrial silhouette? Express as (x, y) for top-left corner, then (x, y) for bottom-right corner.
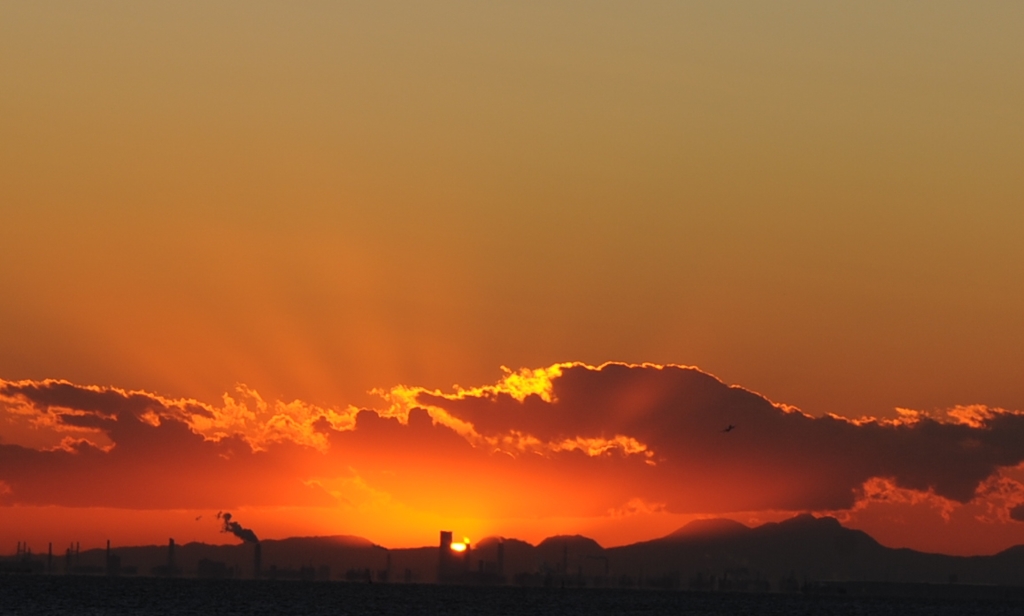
(5, 514), (1024, 599)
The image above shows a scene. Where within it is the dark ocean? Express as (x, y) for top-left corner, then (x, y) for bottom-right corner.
(2, 577), (1022, 616)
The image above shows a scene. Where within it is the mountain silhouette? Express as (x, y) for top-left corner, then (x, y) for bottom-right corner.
(535, 535), (607, 577)
(665, 518), (750, 540)
(473, 537), (536, 577)
(8, 515), (1024, 590)
(608, 514), (1024, 587)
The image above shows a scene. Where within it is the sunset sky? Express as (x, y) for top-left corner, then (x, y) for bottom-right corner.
(2, 2), (1023, 557)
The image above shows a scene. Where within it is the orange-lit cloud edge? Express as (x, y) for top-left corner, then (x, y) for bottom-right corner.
(3, 361), (1024, 556)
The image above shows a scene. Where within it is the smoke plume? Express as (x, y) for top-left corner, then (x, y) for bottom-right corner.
(217, 511), (259, 543)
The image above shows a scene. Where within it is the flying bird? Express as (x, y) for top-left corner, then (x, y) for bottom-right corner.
(723, 424), (736, 433)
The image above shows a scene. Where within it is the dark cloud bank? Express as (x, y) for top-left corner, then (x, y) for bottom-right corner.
(2, 364), (1023, 518)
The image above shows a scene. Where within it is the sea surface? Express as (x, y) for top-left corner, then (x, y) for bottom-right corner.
(1, 576), (1022, 616)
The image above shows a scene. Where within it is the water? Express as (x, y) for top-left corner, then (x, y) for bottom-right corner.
(1, 577), (1022, 616)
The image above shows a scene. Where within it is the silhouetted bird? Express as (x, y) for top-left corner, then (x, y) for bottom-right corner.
(195, 515), (202, 521)
(723, 424), (736, 432)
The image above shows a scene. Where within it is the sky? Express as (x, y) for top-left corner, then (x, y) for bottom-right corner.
(1, 1), (1023, 557)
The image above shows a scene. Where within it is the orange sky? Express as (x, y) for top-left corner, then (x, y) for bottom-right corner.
(4, 363), (1024, 557)
(2, 2), (1023, 556)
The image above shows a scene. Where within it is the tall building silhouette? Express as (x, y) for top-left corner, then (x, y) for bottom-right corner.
(438, 531), (453, 582)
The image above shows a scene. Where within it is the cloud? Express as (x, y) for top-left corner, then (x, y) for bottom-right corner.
(0, 378), (355, 452)
(844, 477), (958, 521)
(382, 362), (1024, 513)
(3, 363), (1024, 523)
(0, 379), (342, 508)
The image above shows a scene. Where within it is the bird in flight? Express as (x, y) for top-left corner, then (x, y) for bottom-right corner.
(723, 424), (736, 433)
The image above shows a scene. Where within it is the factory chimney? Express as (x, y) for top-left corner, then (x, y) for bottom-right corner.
(105, 540), (121, 577)
(254, 542), (262, 579)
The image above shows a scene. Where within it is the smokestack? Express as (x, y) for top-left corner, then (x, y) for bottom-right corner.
(168, 538), (175, 573)
(106, 540), (117, 577)
(497, 541), (505, 577)
(48, 542), (52, 574)
(254, 542), (262, 579)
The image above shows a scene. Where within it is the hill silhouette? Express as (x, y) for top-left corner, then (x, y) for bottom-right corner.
(608, 514), (1024, 587)
(535, 535), (607, 577)
(7, 515), (1024, 590)
(666, 518), (750, 540)
(473, 537), (536, 578)
(10, 535), (388, 580)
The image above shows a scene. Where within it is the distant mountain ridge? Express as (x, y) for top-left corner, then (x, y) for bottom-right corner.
(6, 515), (1024, 588)
(666, 518), (750, 539)
(609, 514), (1024, 587)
